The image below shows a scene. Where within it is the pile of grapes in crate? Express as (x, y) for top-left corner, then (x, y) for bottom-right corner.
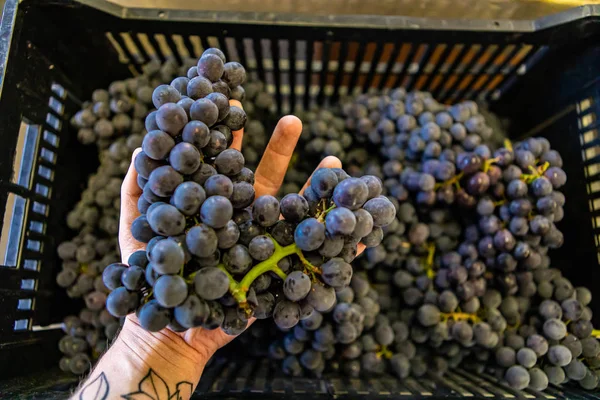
(55, 47), (600, 392)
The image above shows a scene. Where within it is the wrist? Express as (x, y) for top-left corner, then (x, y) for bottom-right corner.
(114, 316), (209, 382)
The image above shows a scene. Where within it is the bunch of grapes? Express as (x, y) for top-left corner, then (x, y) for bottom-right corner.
(301, 88), (600, 391)
(267, 274), (433, 379)
(100, 49), (396, 337)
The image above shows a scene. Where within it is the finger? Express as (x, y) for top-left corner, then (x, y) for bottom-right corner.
(185, 317), (256, 357)
(299, 156), (342, 195)
(119, 148), (146, 263)
(254, 115), (303, 198)
(229, 100), (244, 151)
(357, 243), (366, 256)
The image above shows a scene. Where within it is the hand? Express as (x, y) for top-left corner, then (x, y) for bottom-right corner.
(115, 101), (344, 374)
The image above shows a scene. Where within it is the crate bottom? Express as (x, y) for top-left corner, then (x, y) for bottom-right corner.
(1, 356), (597, 399)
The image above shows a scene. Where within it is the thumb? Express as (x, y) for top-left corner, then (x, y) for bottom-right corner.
(119, 148), (146, 263)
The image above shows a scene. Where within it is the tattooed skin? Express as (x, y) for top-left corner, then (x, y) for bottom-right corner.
(78, 369), (193, 400)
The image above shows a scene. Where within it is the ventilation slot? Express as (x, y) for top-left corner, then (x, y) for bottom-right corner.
(105, 35), (547, 107)
(579, 98), (600, 264)
(13, 319), (29, 331)
(0, 193), (27, 268)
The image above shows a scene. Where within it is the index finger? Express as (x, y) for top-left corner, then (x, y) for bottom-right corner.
(254, 115), (302, 198)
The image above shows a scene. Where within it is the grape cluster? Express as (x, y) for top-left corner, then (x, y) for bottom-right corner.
(267, 89), (600, 391)
(265, 274), (435, 379)
(100, 49), (395, 337)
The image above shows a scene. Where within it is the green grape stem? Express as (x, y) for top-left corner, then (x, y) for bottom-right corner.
(79, 263), (89, 274)
(440, 312), (481, 323)
(482, 157), (500, 173)
(435, 172), (464, 191)
(317, 203), (337, 222)
(520, 161), (550, 184)
(376, 345), (393, 360)
(424, 243), (436, 279)
(210, 239), (314, 306)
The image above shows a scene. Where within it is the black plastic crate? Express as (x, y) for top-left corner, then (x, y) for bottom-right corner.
(1, 0), (600, 397)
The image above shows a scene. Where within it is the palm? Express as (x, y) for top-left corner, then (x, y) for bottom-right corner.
(118, 104), (342, 358)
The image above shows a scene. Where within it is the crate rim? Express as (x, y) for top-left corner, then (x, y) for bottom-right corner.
(54, 0), (600, 33)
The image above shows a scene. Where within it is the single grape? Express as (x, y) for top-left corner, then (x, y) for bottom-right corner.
(527, 334), (549, 357)
(516, 347), (537, 368)
(186, 224), (218, 258)
(154, 275), (188, 308)
(294, 218), (325, 251)
(142, 130), (175, 160)
(174, 294), (210, 328)
(362, 196), (395, 227)
(102, 263), (127, 290)
(280, 194), (309, 222)
(566, 359), (588, 381)
(202, 301), (225, 330)
(148, 238), (184, 275)
(200, 196), (233, 229)
(215, 220), (240, 250)
(253, 292), (275, 319)
(528, 368), (549, 391)
(248, 235), (275, 261)
(319, 234), (344, 258)
(223, 244), (253, 274)
(252, 195), (280, 227)
(223, 106), (246, 131)
(222, 61), (246, 87)
(204, 174), (233, 198)
(320, 258), (353, 288)
(187, 76), (213, 100)
(581, 337), (600, 358)
(106, 287), (139, 317)
(325, 207), (356, 236)
(272, 300), (301, 329)
(230, 181), (255, 209)
(182, 120), (210, 149)
(193, 267), (230, 301)
(548, 345), (572, 367)
(152, 84), (181, 108)
(197, 53), (225, 82)
(306, 283), (336, 312)
(156, 103), (188, 136)
(332, 178), (369, 210)
(214, 149), (244, 176)
(543, 318), (567, 340)
(310, 168), (339, 198)
(121, 266), (146, 291)
(352, 208), (374, 239)
(169, 142), (201, 175)
(496, 346), (516, 368)
(190, 98), (219, 126)
(505, 365), (530, 390)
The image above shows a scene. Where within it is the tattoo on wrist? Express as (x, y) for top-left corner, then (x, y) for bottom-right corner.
(78, 369), (194, 400)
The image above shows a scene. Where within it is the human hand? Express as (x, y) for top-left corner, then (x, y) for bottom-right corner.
(115, 101), (345, 375)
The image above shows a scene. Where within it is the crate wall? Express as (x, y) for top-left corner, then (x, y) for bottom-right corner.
(1, 0), (600, 398)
